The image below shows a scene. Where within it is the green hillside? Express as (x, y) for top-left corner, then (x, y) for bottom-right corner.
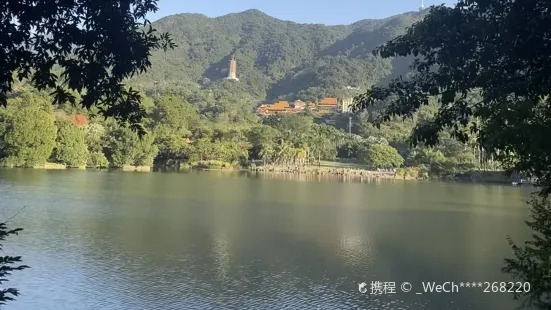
(134, 9), (426, 101)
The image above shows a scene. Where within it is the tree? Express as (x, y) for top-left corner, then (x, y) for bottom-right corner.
(307, 124), (337, 163)
(153, 127), (193, 168)
(84, 123), (109, 168)
(103, 126), (158, 167)
(264, 114), (313, 144)
(503, 196), (551, 309)
(246, 125), (279, 160)
(134, 133), (159, 166)
(87, 151), (109, 169)
(211, 140), (250, 165)
(51, 121), (89, 167)
(354, 1), (551, 307)
(1, 0), (176, 132)
(1, 103), (57, 167)
(150, 94), (199, 136)
(412, 148), (445, 167)
(357, 143), (403, 169)
(192, 138), (215, 162)
(0, 222), (29, 306)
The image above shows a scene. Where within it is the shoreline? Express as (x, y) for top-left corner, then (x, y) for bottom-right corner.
(157, 164), (525, 186)
(0, 165), (533, 187)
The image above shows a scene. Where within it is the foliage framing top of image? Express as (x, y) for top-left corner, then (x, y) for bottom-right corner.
(0, 0), (176, 133)
(353, 0), (551, 194)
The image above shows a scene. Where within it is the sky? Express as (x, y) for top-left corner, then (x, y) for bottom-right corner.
(148, 0), (456, 25)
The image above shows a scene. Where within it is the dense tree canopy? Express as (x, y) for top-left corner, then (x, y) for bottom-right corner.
(0, 84), (488, 178)
(52, 121), (89, 167)
(354, 1), (551, 308)
(103, 126), (158, 167)
(0, 96), (56, 167)
(357, 143), (404, 169)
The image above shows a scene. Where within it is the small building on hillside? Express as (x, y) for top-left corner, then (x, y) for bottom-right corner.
(256, 104), (269, 115)
(256, 100), (301, 116)
(292, 100), (306, 110)
(265, 100), (290, 115)
(256, 97), (353, 117)
(317, 97), (339, 111)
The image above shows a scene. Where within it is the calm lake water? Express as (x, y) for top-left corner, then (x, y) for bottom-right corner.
(0, 169), (536, 310)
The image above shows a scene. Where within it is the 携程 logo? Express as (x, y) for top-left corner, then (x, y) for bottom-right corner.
(358, 282), (368, 293)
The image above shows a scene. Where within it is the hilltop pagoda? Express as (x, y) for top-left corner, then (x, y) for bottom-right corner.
(225, 56), (239, 81)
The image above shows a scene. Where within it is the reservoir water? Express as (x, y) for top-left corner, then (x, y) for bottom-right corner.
(0, 169), (535, 309)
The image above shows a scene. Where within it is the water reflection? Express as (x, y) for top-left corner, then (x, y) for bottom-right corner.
(0, 169), (534, 310)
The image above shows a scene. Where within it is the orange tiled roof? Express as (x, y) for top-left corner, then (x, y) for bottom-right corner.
(256, 100), (307, 116)
(271, 100), (289, 108)
(318, 97), (338, 106)
(265, 100), (290, 111)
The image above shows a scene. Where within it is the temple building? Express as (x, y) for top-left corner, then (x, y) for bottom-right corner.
(316, 97), (339, 113)
(256, 100), (303, 116)
(255, 95), (354, 117)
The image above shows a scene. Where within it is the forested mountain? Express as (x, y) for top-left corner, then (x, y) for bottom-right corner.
(134, 9), (426, 100)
